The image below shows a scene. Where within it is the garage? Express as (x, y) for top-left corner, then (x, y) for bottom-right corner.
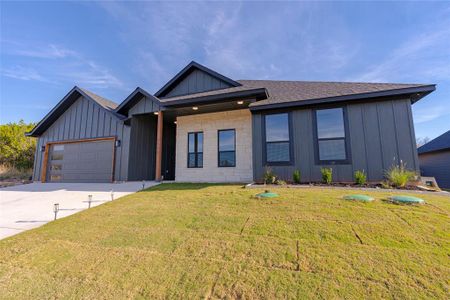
(45, 138), (115, 183)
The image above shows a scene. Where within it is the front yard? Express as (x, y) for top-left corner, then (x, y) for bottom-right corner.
(0, 184), (448, 298)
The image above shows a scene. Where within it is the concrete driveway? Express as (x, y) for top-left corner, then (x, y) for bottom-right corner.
(0, 181), (159, 240)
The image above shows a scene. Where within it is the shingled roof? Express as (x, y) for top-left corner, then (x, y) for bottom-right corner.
(418, 130), (450, 154)
(78, 87), (119, 111)
(159, 79), (435, 109)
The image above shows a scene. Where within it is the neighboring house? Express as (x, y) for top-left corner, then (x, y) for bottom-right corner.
(418, 130), (450, 189)
(27, 61), (435, 183)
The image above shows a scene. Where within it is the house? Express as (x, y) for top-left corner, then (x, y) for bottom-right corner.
(418, 130), (450, 189)
(27, 61), (435, 183)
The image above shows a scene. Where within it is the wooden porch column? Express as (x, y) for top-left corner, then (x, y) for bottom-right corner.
(155, 111), (163, 181)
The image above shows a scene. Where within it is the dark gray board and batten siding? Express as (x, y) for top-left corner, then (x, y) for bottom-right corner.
(252, 98), (419, 182)
(32, 95), (130, 181)
(164, 69), (234, 98)
(125, 94), (161, 181)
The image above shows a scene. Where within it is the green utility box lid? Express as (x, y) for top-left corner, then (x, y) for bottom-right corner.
(343, 194), (374, 202)
(256, 191), (279, 198)
(390, 195), (425, 204)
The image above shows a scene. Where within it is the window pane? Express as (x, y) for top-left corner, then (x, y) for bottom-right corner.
(188, 153), (196, 168)
(219, 151), (235, 167)
(197, 133), (203, 152)
(317, 108), (345, 138)
(188, 133), (195, 153)
(197, 153), (203, 168)
(267, 142), (290, 162)
(51, 153), (63, 160)
(266, 113), (289, 142)
(319, 139), (346, 160)
(219, 130), (235, 151)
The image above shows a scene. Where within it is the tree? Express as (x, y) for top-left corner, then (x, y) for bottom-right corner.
(416, 136), (430, 148)
(0, 120), (37, 169)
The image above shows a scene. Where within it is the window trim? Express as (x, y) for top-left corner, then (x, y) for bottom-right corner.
(187, 131), (203, 168)
(217, 129), (236, 167)
(262, 112), (294, 166)
(313, 106), (351, 165)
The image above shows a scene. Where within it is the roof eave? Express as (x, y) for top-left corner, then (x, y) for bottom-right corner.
(249, 85), (436, 111)
(161, 88), (268, 108)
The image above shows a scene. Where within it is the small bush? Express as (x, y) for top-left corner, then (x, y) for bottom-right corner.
(385, 161), (416, 188)
(321, 168), (332, 184)
(263, 166), (277, 184)
(276, 179), (287, 185)
(293, 170), (301, 184)
(354, 170), (367, 185)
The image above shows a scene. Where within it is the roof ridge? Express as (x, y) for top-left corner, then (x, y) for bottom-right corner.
(238, 79), (429, 86)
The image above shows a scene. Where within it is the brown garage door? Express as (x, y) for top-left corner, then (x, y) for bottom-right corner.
(46, 139), (115, 183)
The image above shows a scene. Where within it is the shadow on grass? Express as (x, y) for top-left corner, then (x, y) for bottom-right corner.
(141, 182), (240, 191)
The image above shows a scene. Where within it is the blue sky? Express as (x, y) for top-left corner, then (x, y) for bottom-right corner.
(1, 1), (449, 140)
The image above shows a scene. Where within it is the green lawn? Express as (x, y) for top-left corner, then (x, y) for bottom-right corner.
(1, 184), (449, 298)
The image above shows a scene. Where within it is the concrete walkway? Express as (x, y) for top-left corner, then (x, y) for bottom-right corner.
(0, 181), (159, 240)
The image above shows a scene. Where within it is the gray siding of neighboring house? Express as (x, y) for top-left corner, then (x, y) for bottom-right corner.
(32, 96), (130, 181)
(165, 69), (233, 98)
(252, 98), (419, 182)
(419, 150), (450, 189)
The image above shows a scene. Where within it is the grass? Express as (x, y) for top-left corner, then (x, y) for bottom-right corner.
(0, 184), (449, 298)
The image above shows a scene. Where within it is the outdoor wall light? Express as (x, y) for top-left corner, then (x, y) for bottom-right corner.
(115, 140), (121, 147)
(237, 100), (244, 105)
(153, 111), (159, 115)
(174, 121), (177, 124)
(192, 106), (198, 111)
(41, 145), (46, 152)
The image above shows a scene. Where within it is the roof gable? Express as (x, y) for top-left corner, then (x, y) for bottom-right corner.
(27, 86), (123, 137)
(116, 87), (161, 116)
(154, 61), (241, 98)
(418, 130), (450, 154)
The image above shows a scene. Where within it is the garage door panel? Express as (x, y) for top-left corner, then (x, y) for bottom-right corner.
(47, 139), (114, 183)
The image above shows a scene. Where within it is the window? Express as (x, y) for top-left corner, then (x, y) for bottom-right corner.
(50, 164), (62, 171)
(53, 145), (64, 151)
(218, 129), (236, 167)
(51, 153), (63, 161)
(315, 108), (348, 162)
(265, 113), (291, 163)
(188, 132), (203, 168)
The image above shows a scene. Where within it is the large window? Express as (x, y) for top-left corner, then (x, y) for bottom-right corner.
(315, 108), (348, 162)
(188, 132), (203, 168)
(265, 113), (291, 163)
(218, 129), (236, 167)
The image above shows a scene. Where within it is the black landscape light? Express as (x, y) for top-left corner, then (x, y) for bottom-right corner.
(88, 195), (93, 208)
(142, 180), (145, 190)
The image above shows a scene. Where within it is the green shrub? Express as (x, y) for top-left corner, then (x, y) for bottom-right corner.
(321, 168), (332, 184)
(0, 120), (36, 170)
(293, 170), (301, 184)
(263, 166), (277, 184)
(354, 170), (367, 185)
(385, 161), (416, 188)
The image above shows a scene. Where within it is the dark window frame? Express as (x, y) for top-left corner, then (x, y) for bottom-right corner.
(262, 112), (294, 166)
(217, 129), (236, 167)
(313, 106), (351, 165)
(187, 131), (203, 168)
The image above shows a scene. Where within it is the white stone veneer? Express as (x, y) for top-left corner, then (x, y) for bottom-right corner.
(175, 109), (253, 182)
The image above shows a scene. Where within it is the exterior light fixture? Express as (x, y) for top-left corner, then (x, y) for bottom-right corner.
(192, 106), (198, 111)
(115, 140), (121, 147)
(237, 100), (244, 105)
(41, 145), (46, 152)
(153, 112), (159, 115)
(174, 121), (177, 124)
